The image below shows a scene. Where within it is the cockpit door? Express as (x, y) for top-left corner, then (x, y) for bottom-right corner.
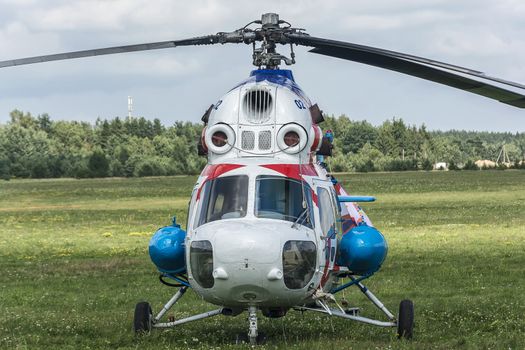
(314, 180), (340, 271)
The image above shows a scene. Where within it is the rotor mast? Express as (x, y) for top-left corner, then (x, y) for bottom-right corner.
(253, 13), (295, 69)
(215, 13), (300, 69)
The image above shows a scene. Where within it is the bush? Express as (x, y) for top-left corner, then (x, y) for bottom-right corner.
(421, 159), (433, 171)
(448, 161), (460, 171)
(30, 159), (50, 178)
(385, 159), (417, 171)
(70, 159), (91, 179)
(355, 159), (375, 173)
(463, 160), (478, 170)
(0, 157), (11, 180)
(88, 149), (110, 178)
(134, 158), (169, 177)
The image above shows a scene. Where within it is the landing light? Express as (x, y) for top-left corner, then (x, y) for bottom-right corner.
(284, 131), (299, 147)
(211, 131), (227, 147)
(205, 123), (235, 154)
(277, 123), (308, 154)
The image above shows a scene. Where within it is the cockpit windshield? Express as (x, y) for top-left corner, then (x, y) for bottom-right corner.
(255, 175), (314, 228)
(197, 175), (248, 226)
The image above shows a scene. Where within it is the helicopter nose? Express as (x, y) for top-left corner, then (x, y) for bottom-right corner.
(213, 229), (282, 303)
(192, 220), (285, 303)
(190, 219), (316, 306)
(213, 224), (282, 265)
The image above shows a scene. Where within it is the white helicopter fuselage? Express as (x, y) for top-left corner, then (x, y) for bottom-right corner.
(184, 70), (371, 308)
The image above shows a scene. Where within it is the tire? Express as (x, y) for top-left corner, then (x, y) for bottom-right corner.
(235, 332), (266, 345)
(397, 299), (414, 339)
(256, 332), (267, 345)
(134, 301), (152, 334)
(235, 333), (249, 344)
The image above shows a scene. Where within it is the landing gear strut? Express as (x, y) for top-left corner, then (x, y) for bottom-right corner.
(236, 307), (266, 345)
(248, 306), (258, 344)
(294, 279), (414, 340)
(133, 286), (223, 334)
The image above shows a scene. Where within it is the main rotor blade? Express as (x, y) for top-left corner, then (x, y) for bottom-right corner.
(0, 35), (220, 68)
(287, 34), (525, 109)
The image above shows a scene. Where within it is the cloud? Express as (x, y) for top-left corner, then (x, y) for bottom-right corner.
(0, 0), (524, 131)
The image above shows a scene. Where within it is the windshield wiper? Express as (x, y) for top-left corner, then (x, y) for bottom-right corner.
(291, 209), (308, 229)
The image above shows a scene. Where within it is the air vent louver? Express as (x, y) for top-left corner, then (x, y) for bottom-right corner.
(258, 130), (272, 150)
(243, 88), (273, 124)
(241, 131), (255, 150)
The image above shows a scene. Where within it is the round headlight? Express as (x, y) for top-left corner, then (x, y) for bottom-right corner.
(211, 131), (227, 147)
(284, 131), (300, 147)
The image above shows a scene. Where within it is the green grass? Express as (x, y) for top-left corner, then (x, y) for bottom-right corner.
(0, 171), (524, 349)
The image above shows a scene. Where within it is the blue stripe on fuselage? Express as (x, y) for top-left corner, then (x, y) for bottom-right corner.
(230, 69), (310, 104)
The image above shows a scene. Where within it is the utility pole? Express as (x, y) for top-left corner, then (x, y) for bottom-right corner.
(496, 144), (511, 165)
(128, 96), (133, 118)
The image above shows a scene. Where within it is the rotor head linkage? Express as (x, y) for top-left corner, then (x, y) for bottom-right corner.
(216, 13), (304, 69)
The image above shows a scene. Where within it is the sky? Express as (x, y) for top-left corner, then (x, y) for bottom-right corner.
(0, 0), (524, 131)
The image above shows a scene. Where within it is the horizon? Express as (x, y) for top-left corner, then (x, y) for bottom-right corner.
(2, 108), (523, 134)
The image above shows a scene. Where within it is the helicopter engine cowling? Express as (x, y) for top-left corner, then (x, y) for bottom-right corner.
(149, 220), (187, 274)
(337, 225), (387, 275)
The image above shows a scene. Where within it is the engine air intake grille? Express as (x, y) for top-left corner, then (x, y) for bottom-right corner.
(241, 130), (255, 150)
(243, 88), (273, 124)
(258, 130), (272, 150)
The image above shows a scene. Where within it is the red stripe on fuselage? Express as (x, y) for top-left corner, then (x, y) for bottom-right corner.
(197, 164), (246, 200)
(201, 164), (245, 179)
(311, 189), (318, 206)
(311, 125), (321, 151)
(260, 163), (317, 180)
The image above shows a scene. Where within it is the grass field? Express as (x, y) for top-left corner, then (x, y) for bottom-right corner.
(0, 171), (524, 349)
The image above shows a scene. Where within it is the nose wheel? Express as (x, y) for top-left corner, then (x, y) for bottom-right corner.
(397, 299), (414, 339)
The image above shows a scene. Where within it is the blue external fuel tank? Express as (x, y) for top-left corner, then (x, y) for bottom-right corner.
(337, 225), (388, 275)
(148, 217), (186, 274)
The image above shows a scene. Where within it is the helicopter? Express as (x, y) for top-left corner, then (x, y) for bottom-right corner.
(2, 12), (524, 345)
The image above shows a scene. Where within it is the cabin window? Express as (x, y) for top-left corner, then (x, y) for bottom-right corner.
(197, 175), (248, 226)
(317, 187), (337, 237)
(255, 175), (314, 228)
(282, 240), (316, 289)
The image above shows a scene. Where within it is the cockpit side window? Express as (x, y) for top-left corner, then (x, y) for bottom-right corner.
(318, 187), (337, 237)
(330, 188), (343, 236)
(197, 175), (248, 226)
(255, 175), (314, 228)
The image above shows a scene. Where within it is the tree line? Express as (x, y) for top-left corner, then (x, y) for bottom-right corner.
(0, 110), (523, 179)
(0, 110), (205, 179)
(322, 115), (525, 172)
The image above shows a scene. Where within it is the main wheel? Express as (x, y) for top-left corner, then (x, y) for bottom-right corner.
(256, 332), (267, 345)
(134, 301), (152, 334)
(235, 333), (249, 344)
(235, 332), (266, 345)
(397, 299), (414, 339)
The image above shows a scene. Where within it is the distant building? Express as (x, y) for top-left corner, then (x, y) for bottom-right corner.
(433, 162), (448, 170)
(475, 159), (496, 169)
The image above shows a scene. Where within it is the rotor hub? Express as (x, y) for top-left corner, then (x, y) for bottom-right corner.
(216, 13), (306, 69)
